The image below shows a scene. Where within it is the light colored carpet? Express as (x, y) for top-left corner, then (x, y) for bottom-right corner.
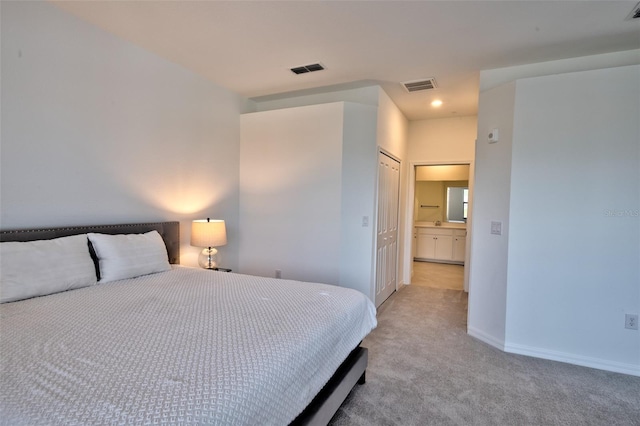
(329, 284), (640, 425)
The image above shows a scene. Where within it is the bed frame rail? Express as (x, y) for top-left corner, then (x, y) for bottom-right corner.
(291, 346), (368, 425)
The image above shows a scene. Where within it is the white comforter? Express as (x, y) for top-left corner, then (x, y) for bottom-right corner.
(0, 266), (377, 425)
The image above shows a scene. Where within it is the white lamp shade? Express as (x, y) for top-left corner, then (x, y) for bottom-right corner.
(191, 219), (227, 248)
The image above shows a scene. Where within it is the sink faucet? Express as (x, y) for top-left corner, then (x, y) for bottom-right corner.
(435, 220), (441, 226)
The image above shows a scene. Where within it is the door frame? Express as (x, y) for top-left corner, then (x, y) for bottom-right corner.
(404, 160), (475, 292)
(372, 148), (402, 306)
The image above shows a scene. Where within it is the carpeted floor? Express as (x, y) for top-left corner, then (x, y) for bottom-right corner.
(329, 263), (640, 426)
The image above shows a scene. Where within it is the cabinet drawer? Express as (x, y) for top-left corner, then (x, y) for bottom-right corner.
(453, 229), (467, 237)
(417, 228), (452, 236)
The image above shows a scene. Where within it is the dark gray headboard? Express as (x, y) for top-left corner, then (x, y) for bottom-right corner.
(0, 222), (180, 264)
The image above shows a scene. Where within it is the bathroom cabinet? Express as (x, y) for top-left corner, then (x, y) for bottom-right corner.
(415, 226), (466, 264)
(452, 230), (466, 262)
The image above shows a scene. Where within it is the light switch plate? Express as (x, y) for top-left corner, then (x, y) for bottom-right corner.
(491, 221), (502, 235)
(626, 314), (638, 330)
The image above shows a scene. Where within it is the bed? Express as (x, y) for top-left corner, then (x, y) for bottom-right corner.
(0, 222), (377, 425)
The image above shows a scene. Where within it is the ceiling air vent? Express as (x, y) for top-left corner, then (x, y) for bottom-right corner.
(627, 1), (640, 19)
(402, 78), (437, 93)
(290, 63), (325, 75)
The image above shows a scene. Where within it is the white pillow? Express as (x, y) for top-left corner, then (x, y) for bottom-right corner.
(87, 230), (171, 283)
(0, 234), (97, 303)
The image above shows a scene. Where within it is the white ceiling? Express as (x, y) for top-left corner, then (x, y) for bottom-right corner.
(52, 0), (640, 121)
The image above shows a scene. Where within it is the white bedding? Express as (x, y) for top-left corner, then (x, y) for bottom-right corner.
(0, 266), (377, 425)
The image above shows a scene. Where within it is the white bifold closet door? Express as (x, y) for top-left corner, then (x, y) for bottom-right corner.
(375, 151), (400, 307)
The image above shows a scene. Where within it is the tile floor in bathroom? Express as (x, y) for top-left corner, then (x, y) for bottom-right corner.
(411, 261), (464, 291)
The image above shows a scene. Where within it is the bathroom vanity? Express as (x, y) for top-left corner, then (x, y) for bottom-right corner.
(414, 222), (466, 264)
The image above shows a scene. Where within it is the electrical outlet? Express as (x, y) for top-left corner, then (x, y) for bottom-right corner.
(625, 314), (638, 330)
(275, 269), (282, 279)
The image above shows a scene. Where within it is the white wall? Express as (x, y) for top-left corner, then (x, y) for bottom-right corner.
(472, 54), (640, 376)
(377, 90), (408, 159)
(505, 65), (640, 374)
(340, 103), (379, 299)
(238, 103), (344, 284)
(408, 116), (477, 162)
(249, 87), (409, 297)
(239, 102), (379, 300)
(405, 116), (477, 287)
(467, 82), (515, 348)
(0, 1), (243, 268)
(416, 165), (470, 181)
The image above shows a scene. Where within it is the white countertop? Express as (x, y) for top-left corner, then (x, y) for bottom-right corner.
(414, 221), (467, 229)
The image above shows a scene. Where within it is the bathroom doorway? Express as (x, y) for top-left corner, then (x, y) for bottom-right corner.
(406, 162), (473, 292)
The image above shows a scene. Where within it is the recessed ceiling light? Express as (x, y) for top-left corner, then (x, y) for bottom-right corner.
(431, 100), (443, 107)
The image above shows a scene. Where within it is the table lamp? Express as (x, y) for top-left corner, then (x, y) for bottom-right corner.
(191, 218), (227, 269)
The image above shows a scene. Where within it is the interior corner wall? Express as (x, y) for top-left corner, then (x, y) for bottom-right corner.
(505, 65), (640, 375)
(341, 103), (379, 300)
(0, 1), (243, 268)
(480, 49), (640, 93)
(467, 82), (516, 349)
(376, 90), (408, 159)
(250, 87), (409, 294)
(239, 103), (345, 285)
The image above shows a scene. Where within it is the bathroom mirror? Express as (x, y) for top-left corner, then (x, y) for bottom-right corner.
(446, 187), (468, 223)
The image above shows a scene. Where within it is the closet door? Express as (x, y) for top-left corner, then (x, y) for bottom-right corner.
(375, 152), (400, 307)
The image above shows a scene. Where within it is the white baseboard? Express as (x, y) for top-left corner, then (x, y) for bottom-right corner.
(468, 328), (640, 376)
(467, 326), (505, 350)
(504, 342), (640, 377)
